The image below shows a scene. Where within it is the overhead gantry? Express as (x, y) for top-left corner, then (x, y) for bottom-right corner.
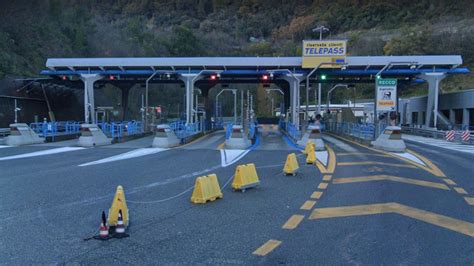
(41, 55), (468, 131)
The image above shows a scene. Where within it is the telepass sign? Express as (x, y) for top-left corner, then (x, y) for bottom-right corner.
(302, 40), (347, 68)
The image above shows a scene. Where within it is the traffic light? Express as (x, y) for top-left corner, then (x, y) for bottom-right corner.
(210, 74), (217, 80)
(320, 74), (327, 80)
(262, 74), (269, 81)
(109, 75), (116, 81)
(61, 75), (68, 81)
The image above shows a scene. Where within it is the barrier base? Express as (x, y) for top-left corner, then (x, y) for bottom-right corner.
(6, 123), (45, 146)
(371, 126), (406, 152)
(78, 124), (112, 147)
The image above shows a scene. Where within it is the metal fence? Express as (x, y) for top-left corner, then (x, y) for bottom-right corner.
(324, 122), (387, 141)
(30, 121), (82, 138)
(97, 121), (144, 140)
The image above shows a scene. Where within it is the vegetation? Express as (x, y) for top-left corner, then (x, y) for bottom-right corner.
(0, 0), (473, 114)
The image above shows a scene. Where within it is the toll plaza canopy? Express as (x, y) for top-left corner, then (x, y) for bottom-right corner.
(41, 55), (468, 128)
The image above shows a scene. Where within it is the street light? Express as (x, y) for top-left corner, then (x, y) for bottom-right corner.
(312, 25), (330, 40)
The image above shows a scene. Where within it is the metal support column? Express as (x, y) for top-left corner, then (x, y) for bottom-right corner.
(283, 74), (304, 129)
(418, 73), (446, 128)
(80, 74), (102, 124)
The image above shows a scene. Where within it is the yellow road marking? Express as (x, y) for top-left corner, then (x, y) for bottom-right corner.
(179, 132), (211, 148)
(315, 144), (336, 174)
(337, 161), (416, 168)
(282, 215), (305, 229)
(454, 187), (468, 195)
(332, 175), (449, 190)
(300, 200), (317, 210)
(309, 202), (474, 237)
(464, 197), (474, 205)
(327, 133), (447, 177)
(443, 179), (456, 185)
(337, 153), (390, 157)
(323, 175), (332, 181)
(318, 182), (328, 189)
(311, 191), (323, 199)
(252, 239), (282, 256)
(217, 142), (225, 150)
(406, 149), (446, 177)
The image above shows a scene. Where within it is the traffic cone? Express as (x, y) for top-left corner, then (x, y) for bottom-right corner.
(114, 209), (129, 238)
(303, 141), (315, 155)
(306, 143), (316, 164)
(283, 153), (299, 176)
(93, 211), (110, 241)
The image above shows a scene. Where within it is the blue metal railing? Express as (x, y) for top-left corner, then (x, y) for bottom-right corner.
(286, 122), (302, 141)
(249, 123), (257, 140)
(225, 123), (234, 140)
(30, 121), (82, 137)
(170, 120), (203, 139)
(325, 122), (388, 140)
(97, 121), (144, 140)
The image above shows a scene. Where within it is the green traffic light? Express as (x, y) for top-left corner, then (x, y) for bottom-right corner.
(321, 74), (327, 80)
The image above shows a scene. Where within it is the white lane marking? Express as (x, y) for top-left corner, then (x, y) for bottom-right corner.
(316, 150), (328, 166)
(0, 145), (11, 149)
(390, 152), (426, 166)
(402, 135), (474, 154)
(220, 149), (250, 167)
(0, 147), (85, 161)
(322, 135), (358, 152)
(79, 148), (168, 166)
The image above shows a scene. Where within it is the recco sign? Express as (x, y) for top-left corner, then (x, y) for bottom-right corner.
(376, 78), (397, 111)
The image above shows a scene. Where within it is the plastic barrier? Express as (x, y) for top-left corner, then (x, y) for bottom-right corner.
(108, 185), (129, 227)
(190, 174), (223, 204)
(283, 153), (299, 176)
(232, 163), (260, 192)
(302, 141), (315, 155)
(305, 142), (316, 164)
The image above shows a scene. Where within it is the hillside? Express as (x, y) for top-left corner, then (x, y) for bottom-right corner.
(0, 0), (473, 99)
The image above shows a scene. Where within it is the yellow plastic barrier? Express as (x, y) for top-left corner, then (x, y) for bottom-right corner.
(190, 174), (223, 204)
(232, 163), (260, 192)
(302, 141), (315, 154)
(283, 153), (299, 176)
(306, 143), (316, 164)
(108, 185), (129, 227)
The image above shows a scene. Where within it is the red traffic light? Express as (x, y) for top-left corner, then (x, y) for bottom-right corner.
(61, 75), (68, 81)
(109, 75), (115, 80)
(262, 74), (269, 81)
(210, 74), (217, 80)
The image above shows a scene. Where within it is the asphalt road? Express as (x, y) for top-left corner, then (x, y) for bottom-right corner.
(0, 128), (473, 264)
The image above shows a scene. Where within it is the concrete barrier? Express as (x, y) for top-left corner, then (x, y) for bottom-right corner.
(152, 124), (180, 148)
(297, 125), (325, 151)
(225, 125), (251, 149)
(371, 126), (406, 152)
(6, 123), (45, 146)
(78, 124), (112, 147)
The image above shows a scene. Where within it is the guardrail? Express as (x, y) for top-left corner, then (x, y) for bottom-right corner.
(402, 126), (473, 144)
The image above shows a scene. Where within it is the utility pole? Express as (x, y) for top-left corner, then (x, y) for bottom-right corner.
(14, 99), (20, 123)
